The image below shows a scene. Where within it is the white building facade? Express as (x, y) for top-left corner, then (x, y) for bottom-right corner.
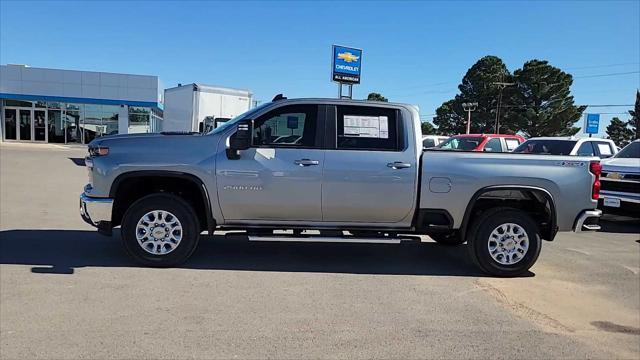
(0, 64), (163, 144)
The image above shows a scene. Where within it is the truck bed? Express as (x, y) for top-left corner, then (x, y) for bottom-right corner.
(419, 150), (598, 231)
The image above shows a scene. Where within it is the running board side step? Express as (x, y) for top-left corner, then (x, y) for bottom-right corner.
(227, 234), (422, 244)
(582, 224), (601, 231)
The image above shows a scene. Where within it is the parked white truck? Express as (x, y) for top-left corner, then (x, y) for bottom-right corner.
(163, 83), (252, 132)
(80, 97), (603, 277)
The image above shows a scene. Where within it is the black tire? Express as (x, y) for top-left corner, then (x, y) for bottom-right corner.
(467, 207), (542, 277)
(430, 232), (465, 246)
(121, 193), (200, 267)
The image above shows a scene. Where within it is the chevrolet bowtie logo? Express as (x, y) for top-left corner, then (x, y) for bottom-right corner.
(337, 51), (359, 63)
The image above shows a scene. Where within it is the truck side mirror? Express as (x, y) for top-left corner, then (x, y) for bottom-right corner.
(229, 120), (252, 151)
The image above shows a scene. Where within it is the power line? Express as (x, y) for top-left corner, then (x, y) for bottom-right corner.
(583, 104), (634, 107)
(574, 71), (639, 79)
(565, 62), (640, 70)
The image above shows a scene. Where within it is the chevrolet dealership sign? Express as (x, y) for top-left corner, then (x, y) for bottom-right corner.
(332, 45), (362, 84)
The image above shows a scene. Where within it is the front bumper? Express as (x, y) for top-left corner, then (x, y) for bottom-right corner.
(598, 191), (640, 217)
(573, 209), (602, 232)
(80, 192), (114, 235)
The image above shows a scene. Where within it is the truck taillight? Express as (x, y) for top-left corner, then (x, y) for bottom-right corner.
(589, 161), (602, 200)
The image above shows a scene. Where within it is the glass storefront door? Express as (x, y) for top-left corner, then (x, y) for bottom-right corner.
(34, 109), (47, 141)
(63, 109), (82, 143)
(18, 109), (32, 140)
(47, 109), (64, 143)
(3, 108), (17, 140)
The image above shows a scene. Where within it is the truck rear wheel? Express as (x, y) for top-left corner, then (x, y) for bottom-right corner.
(121, 193), (200, 267)
(467, 207), (541, 277)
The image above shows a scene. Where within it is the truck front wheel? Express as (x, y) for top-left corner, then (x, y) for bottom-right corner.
(467, 207), (541, 277)
(121, 193), (200, 267)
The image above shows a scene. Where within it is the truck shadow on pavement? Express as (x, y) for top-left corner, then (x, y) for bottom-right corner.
(598, 217), (640, 235)
(0, 230), (502, 277)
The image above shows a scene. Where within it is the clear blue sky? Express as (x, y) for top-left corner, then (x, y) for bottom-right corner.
(2, 0), (639, 135)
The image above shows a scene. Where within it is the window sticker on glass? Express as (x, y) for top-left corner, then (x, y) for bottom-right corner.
(343, 115), (388, 139)
(597, 143), (612, 155)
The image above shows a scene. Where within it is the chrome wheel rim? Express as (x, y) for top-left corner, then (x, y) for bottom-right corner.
(135, 210), (183, 255)
(487, 223), (529, 265)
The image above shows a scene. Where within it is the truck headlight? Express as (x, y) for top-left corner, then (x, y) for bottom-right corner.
(88, 146), (109, 157)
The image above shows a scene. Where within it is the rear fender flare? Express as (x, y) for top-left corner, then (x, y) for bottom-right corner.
(459, 185), (557, 241)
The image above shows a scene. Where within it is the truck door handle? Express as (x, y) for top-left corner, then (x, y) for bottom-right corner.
(294, 159), (319, 166)
(387, 161), (412, 169)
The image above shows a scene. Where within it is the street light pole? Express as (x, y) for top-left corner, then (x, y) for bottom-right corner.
(461, 102), (478, 134)
(492, 82), (515, 134)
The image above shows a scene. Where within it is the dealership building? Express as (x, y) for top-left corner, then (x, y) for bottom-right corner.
(0, 64), (164, 144)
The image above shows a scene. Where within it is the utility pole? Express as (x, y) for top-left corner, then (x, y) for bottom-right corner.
(461, 102), (478, 134)
(493, 81), (515, 134)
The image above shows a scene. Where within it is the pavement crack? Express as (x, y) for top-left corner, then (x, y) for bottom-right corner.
(475, 279), (575, 333)
(565, 248), (590, 256)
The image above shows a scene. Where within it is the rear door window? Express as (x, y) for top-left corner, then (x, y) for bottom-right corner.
(484, 138), (503, 152)
(423, 138), (435, 148)
(595, 142), (614, 157)
(438, 137), (483, 150)
(514, 140), (577, 155)
(504, 138), (521, 151)
(336, 105), (400, 151)
(576, 141), (596, 156)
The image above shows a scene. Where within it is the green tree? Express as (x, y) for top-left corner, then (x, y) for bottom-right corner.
(433, 56), (512, 134)
(505, 60), (585, 137)
(433, 99), (464, 135)
(421, 121), (435, 134)
(628, 90), (639, 140)
(606, 117), (634, 147)
(366, 92), (388, 102)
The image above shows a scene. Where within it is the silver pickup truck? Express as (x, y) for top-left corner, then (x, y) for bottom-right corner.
(80, 97), (602, 276)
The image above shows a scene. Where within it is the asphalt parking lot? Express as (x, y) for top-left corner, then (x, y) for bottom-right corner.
(1, 142), (639, 359)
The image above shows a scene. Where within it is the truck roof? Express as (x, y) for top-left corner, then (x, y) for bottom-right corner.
(525, 136), (615, 142)
(452, 133), (523, 138)
(267, 97), (418, 110)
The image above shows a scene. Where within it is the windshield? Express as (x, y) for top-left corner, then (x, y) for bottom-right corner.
(513, 140), (577, 155)
(437, 137), (483, 151)
(208, 103), (272, 135)
(614, 141), (640, 159)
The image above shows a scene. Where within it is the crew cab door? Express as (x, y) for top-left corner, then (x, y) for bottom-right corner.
(322, 105), (417, 224)
(216, 104), (324, 221)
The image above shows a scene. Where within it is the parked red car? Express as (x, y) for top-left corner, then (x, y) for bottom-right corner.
(436, 134), (525, 152)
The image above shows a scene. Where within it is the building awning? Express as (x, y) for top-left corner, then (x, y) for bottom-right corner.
(0, 93), (163, 110)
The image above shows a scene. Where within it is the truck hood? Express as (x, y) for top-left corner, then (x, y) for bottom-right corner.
(89, 132), (201, 146)
(601, 157), (640, 174)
